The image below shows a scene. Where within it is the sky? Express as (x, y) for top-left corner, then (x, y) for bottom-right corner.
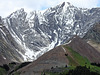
(0, 0), (100, 18)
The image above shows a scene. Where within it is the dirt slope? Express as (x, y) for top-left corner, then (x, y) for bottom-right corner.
(68, 36), (100, 63)
(18, 46), (69, 75)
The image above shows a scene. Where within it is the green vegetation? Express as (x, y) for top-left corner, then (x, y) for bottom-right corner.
(64, 46), (100, 74)
(43, 45), (100, 75)
(66, 66), (100, 75)
(0, 67), (7, 75)
(90, 66), (100, 74)
(14, 62), (31, 71)
(0, 62), (31, 75)
(13, 72), (21, 75)
(64, 45), (90, 66)
(9, 62), (16, 68)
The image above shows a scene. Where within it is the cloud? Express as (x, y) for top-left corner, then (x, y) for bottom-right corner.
(66, 0), (99, 8)
(0, 0), (99, 18)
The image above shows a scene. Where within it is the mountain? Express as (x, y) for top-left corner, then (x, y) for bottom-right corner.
(0, 17), (24, 63)
(16, 46), (68, 75)
(1, 2), (100, 61)
(0, 55), (9, 65)
(84, 23), (100, 53)
(12, 36), (100, 75)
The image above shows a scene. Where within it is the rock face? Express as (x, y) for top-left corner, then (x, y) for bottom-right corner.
(84, 23), (100, 43)
(0, 17), (24, 62)
(83, 23), (100, 52)
(1, 2), (100, 61)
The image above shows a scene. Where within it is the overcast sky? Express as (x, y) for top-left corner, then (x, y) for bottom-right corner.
(0, 0), (100, 18)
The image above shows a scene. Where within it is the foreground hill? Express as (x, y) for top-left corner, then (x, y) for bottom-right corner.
(12, 36), (100, 75)
(68, 36), (100, 63)
(14, 46), (69, 75)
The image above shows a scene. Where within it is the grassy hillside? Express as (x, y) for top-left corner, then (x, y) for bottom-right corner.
(65, 45), (100, 74)
(64, 45), (90, 66)
(44, 45), (100, 75)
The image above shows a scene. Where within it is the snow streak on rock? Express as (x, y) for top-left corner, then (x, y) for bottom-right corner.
(3, 2), (100, 61)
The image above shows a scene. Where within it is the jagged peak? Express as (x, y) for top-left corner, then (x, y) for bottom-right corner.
(61, 2), (73, 7)
(13, 8), (25, 14)
(60, 2), (65, 7)
(0, 16), (3, 25)
(7, 8), (27, 18)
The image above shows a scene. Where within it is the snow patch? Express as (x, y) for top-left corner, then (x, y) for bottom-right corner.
(62, 46), (66, 52)
(0, 28), (6, 36)
(3, 56), (6, 60)
(66, 40), (72, 44)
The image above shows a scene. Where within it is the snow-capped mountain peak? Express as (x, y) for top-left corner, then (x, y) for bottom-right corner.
(1, 2), (100, 61)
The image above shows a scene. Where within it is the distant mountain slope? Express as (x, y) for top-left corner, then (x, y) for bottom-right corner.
(83, 23), (100, 52)
(84, 23), (100, 43)
(0, 18), (24, 62)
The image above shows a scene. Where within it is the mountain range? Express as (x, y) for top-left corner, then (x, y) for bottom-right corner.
(0, 2), (100, 75)
(0, 2), (100, 62)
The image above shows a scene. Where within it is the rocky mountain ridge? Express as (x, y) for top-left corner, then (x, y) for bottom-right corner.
(1, 2), (100, 61)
